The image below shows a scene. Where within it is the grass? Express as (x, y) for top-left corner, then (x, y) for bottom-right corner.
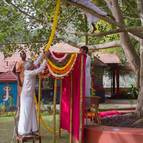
(0, 115), (69, 143)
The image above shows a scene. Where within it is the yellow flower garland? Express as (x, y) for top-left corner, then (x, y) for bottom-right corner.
(47, 54), (77, 75)
(48, 54), (77, 70)
(45, 0), (61, 52)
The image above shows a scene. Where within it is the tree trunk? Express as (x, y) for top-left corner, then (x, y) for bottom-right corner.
(136, 0), (143, 116)
(107, 0), (140, 73)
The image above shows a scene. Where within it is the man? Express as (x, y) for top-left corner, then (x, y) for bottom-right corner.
(18, 52), (49, 135)
(16, 51), (26, 88)
(16, 51), (26, 113)
(80, 46), (91, 97)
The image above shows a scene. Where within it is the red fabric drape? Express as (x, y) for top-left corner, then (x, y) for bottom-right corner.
(60, 54), (86, 142)
(52, 52), (66, 58)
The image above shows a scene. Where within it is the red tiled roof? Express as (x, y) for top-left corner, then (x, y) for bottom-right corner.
(5, 52), (22, 61)
(0, 49), (32, 73)
(94, 56), (107, 66)
(0, 60), (16, 73)
(49, 42), (80, 53)
(0, 52), (4, 60)
(0, 71), (17, 82)
(0, 51), (30, 73)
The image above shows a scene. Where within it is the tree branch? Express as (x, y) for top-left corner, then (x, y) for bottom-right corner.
(69, 26), (143, 38)
(87, 40), (121, 50)
(129, 33), (141, 41)
(67, 0), (120, 26)
(7, 1), (46, 24)
(0, 40), (47, 46)
(56, 38), (121, 50)
(0, 38), (121, 51)
(6, 0), (143, 39)
(67, 0), (143, 39)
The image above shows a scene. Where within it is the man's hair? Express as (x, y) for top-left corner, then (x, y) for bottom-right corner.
(20, 51), (26, 57)
(24, 59), (33, 70)
(80, 46), (89, 54)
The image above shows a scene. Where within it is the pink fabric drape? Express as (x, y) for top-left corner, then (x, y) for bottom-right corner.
(60, 54), (86, 142)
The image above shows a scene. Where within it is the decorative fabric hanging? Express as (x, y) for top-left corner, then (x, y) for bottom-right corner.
(47, 53), (77, 78)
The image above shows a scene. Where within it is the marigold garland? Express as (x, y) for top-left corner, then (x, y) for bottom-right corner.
(48, 54), (77, 71)
(49, 53), (72, 67)
(48, 62), (74, 78)
(47, 53), (77, 77)
(45, 0), (61, 52)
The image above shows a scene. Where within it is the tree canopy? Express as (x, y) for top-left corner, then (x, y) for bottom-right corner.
(0, 0), (141, 62)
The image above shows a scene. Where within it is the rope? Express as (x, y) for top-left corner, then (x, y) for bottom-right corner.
(53, 79), (57, 143)
(34, 93), (54, 133)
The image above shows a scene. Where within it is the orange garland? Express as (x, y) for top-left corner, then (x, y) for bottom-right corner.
(47, 53), (77, 75)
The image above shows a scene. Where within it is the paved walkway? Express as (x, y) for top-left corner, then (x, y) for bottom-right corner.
(99, 99), (137, 111)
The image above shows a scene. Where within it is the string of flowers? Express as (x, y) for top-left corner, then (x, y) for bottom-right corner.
(47, 53), (77, 72)
(45, 0), (61, 52)
(49, 53), (72, 67)
(50, 51), (68, 62)
(47, 54), (77, 78)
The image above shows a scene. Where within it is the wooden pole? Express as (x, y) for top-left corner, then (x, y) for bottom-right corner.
(112, 68), (115, 96)
(69, 74), (73, 143)
(116, 66), (120, 97)
(59, 79), (62, 138)
(38, 77), (42, 132)
(53, 79), (57, 143)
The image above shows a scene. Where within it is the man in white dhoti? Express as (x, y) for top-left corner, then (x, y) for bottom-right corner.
(18, 52), (49, 135)
(80, 46), (91, 97)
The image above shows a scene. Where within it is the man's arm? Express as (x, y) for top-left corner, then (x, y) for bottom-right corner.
(16, 62), (23, 87)
(17, 73), (22, 87)
(28, 60), (47, 76)
(33, 53), (44, 66)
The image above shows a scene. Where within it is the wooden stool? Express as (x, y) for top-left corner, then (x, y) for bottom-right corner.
(16, 134), (41, 143)
(14, 111), (41, 143)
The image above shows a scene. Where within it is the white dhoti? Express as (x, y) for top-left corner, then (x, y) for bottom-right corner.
(18, 96), (37, 135)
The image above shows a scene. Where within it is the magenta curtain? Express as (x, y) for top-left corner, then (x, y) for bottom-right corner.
(60, 54), (86, 142)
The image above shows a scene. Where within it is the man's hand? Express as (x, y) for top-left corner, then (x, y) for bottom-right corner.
(43, 51), (50, 59)
(17, 73), (23, 87)
(19, 80), (23, 87)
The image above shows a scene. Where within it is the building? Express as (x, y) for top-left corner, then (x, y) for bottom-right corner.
(0, 72), (17, 111)
(93, 53), (136, 99)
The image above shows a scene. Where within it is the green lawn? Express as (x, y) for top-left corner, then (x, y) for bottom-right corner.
(0, 115), (68, 143)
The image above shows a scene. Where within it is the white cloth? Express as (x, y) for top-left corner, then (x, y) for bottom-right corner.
(72, 0), (107, 24)
(18, 54), (46, 135)
(85, 54), (91, 97)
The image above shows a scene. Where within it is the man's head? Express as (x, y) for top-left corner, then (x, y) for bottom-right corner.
(24, 59), (34, 70)
(20, 51), (26, 61)
(80, 46), (89, 54)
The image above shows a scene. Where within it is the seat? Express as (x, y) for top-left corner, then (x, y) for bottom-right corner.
(85, 96), (101, 125)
